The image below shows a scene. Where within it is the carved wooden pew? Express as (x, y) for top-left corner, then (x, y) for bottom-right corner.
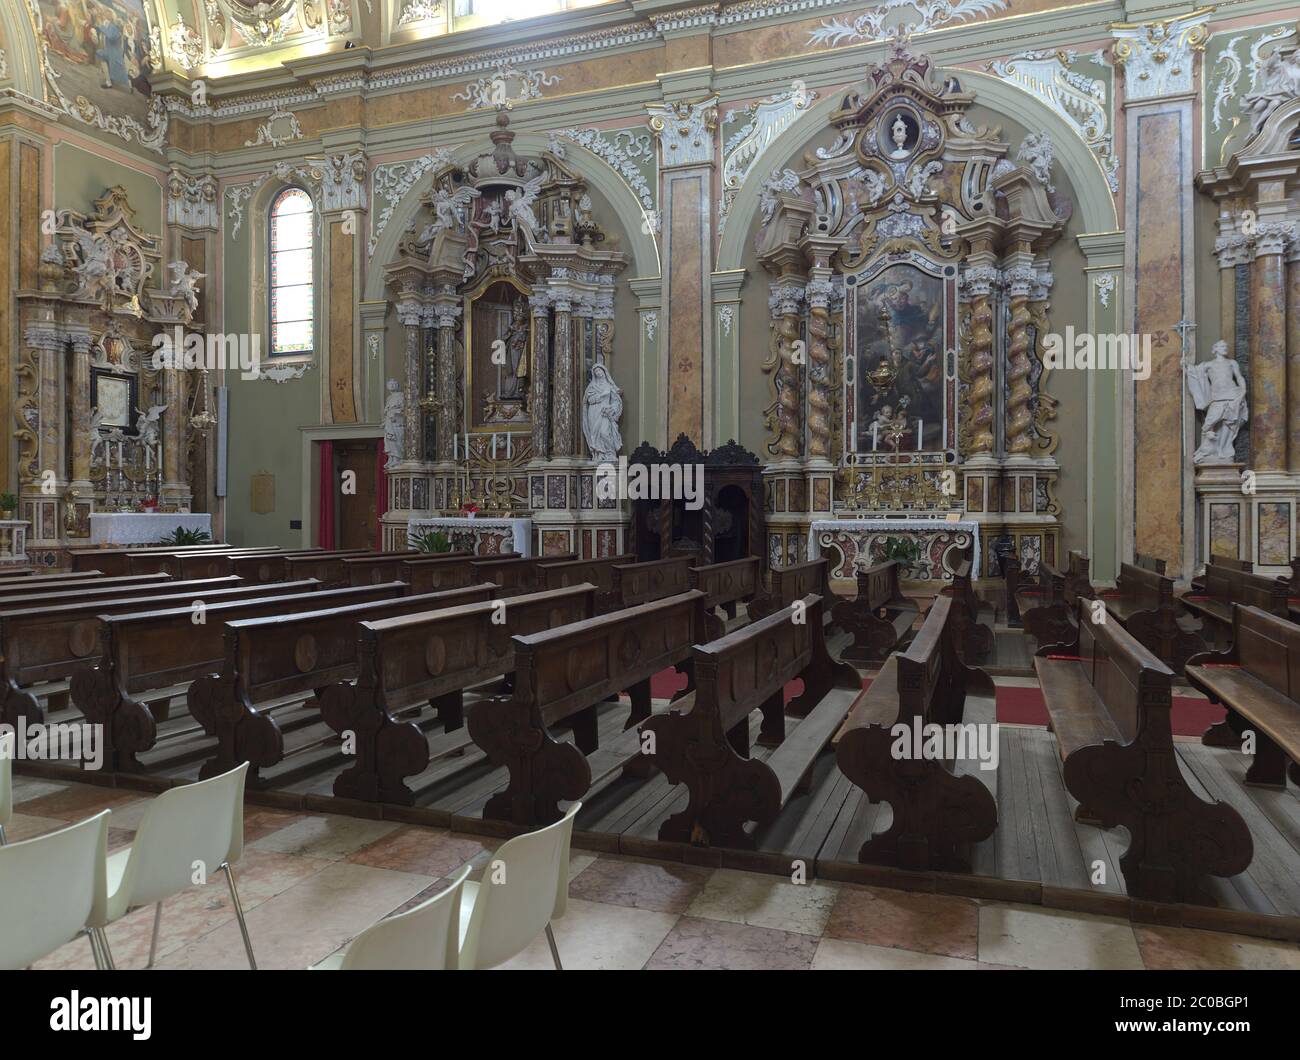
(1100, 561), (1206, 673)
(72, 583), (401, 772)
(831, 559), (918, 663)
(538, 553), (636, 592)
(1191, 553), (1253, 593)
(321, 583), (597, 804)
(468, 553), (578, 598)
(0, 570), (108, 590)
(604, 555), (692, 613)
(68, 544), (231, 575)
(1187, 605), (1300, 787)
(1180, 565), (1289, 644)
(0, 577), (283, 727)
(127, 547), (284, 577)
(643, 594), (861, 848)
(1034, 598), (1252, 903)
(401, 551), (498, 593)
(0, 573), (173, 607)
(472, 589), (710, 827)
(1010, 550), (1092, 646)
(747, 558), (835, 626)
(190, 582), (500, 784)
(835, 593), (998, 871)
(1133, 552), (1167, 575)
(343, 550), (424, 585)
(283, 550), (375, 588)
(227, 549), (329, 584)
(1289, 557), (1300, 624)
(689, 557), (761, 640)
(943, 557), (995, 664)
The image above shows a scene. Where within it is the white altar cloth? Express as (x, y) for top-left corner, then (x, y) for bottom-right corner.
(808, 517), (981, 579)
(408, 516), (532, 557)
(89, 512), (213, 546)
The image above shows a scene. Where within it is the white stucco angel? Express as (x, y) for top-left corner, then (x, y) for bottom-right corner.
(89, 406), (106, 466)
(167, 261), (204, 315)
(504, 174), (544, 242)
(382, 379), (405, 468)
(419, 185), (481, 243)
(70, 231), (113, 299)
(1245, 48), (1300, 134)
(582, 360), (623, 464)
(1183, 341), (1249, 464)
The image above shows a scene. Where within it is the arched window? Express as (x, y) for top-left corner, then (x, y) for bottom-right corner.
(269, 187), (314, 357)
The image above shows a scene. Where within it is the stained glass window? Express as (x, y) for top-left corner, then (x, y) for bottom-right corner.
(269, 187), (314, 357)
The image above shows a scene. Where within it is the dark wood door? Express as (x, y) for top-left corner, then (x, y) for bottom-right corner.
(334, 439), (379, 550)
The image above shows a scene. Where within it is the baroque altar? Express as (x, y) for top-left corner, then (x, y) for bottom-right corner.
(808, 517), (981, 579)
(380, 111), (630, 560)
(407, 515), (533, 557)
(14, 187), (211, 565)
(757, 49), (1066, 579)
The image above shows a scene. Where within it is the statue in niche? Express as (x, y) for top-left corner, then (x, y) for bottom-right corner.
(382, 379), (405, 468)
(1184, 341), (1248, 464)
(886, 111), (918, 160)
(582, 360), (623, 464)
(474, 283), (531, 425)
(505, 298), (530, 402)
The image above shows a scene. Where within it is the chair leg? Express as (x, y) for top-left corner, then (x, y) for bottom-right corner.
(147, 902), (163, 969)
(221, 863), (257, 969)
(86, 929), (104, 970)
(95, 928), (116, 970)
(544, 922), (562, 970)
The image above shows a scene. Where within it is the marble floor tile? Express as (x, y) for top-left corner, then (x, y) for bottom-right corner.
(825, 884), (979, 960)
(1, 811), (69, 843)
(569, 855), (712, 914)
(16, 783), (143, 820)
(346, 825), (489, 877)
(249, 813), (399, 861)
(684, 868), (838, 936)
(495, 898), (679, 970)
(1134, 925), (1300, 970)
(979, 903), (1144, 970)
(157, 861), (436, 970)
(812, 937), (979, 970)
(647, 916), (819, 970)
(242, 807), (310, 843)
(9, 776), (68, 803)
(32, 848), (332, 970)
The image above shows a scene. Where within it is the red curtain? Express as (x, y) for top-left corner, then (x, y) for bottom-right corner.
(318, 440), (336, 549)
(375, 439), (388, 551)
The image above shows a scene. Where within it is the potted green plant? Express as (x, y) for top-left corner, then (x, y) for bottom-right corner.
(879, 535), (924, 579)
(156, 526), (212, 546)
(411, 529), (452, 554)
(0, 492), (16, 520)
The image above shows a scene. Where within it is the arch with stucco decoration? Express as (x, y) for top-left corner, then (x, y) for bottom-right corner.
(2, 0), (49, 99)
(363, 131), (661, 299)
(717, 66), (1120, 271)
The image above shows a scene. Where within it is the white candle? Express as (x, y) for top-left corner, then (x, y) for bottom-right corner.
(506, 433), (513, 459)
(916, 419), (923, 451)
(491, 432), (498, 458)
(871, 423), (878, 452)
(453, 433), (458, 460)
(848, 420), (855, 455)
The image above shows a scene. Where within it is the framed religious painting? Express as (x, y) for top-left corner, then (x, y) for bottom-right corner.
(465, 275), (534, 432)
(91, 368), (138, 431)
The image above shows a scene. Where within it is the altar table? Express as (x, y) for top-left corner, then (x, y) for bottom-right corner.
(808, 517), (981, 580)
(408, 516), (532, 557)
(89, 513), (213, 546)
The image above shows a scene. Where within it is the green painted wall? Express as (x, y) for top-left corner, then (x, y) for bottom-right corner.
(54, 144), (162, 235)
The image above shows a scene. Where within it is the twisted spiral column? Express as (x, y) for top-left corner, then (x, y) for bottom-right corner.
(1004, 265), (1037, 454)
(805, 278), (834, 460)
(961, 266), (999, 454)
(766, 282), (804, 459)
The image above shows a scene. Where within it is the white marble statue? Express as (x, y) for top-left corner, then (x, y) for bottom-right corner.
(419, 185), (481, 243)
(505, 175), (544, 242)
(1183, 341), (1249, 464)
(167, 261), (204, 315)
(71, 231), (113, 299)
(89, 406), (106, 465)
(582, 361), (623, 464)
(382, 379), (405, 468)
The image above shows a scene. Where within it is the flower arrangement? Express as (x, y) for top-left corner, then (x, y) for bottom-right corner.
(461, 501), (480, 518)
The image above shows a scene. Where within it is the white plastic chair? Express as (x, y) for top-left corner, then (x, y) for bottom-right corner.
(0, 729), (13, 845)
(458, 801), (581, 970)
(97, 762), (256, 969)
(0, 810), (110, 970)
(311, 865), (472, 970)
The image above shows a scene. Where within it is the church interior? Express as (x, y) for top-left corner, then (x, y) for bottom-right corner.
(3, 0), (1300, 982)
